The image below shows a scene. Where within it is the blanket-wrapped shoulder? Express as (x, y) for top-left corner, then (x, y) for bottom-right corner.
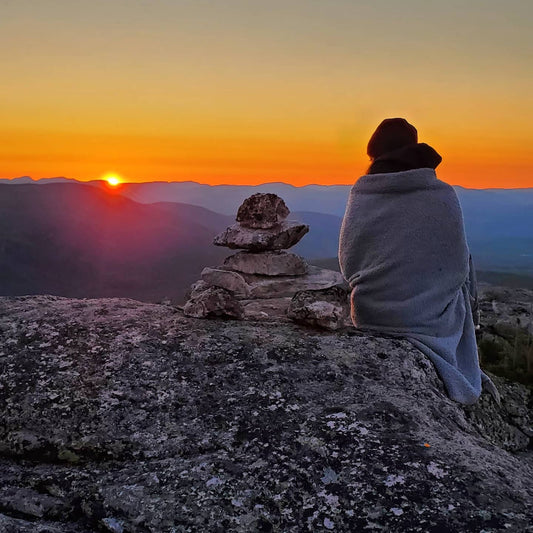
(339, 168), (469, 335)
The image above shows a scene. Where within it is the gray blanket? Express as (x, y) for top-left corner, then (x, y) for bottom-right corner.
(339, 168), (483, 404)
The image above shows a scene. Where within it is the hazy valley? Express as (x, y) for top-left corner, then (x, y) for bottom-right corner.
(1, 178), (532, 302)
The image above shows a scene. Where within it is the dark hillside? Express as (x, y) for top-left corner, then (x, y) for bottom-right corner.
(0, 184), (230, 302)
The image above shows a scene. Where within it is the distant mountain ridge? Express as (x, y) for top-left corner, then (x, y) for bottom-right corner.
(0, 177), (354, 216)
(0, 182), (346, 300)
(1, 179), (532, 301)
(4, 175), (532, 215)
(0, 176), (79, 184)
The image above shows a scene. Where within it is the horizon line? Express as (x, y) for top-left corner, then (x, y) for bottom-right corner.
(1, 175), (532, 191)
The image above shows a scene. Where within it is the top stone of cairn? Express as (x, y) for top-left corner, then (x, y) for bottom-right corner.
(236, 193), (290, 229)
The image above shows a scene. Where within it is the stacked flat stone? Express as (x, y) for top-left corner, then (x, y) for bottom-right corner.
(183, 193), (346, 320)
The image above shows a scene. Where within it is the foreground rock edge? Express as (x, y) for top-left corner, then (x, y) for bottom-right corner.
(0, 295), (531, 533)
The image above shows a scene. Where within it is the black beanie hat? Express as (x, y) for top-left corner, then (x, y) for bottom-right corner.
(367, 118), (418, 159)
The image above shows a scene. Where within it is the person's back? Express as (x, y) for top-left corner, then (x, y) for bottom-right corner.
(338, 118), (496, 405)
(341, 169), (469, 335)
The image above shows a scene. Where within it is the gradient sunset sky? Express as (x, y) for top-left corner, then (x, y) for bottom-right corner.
(1, 0), (532, 187)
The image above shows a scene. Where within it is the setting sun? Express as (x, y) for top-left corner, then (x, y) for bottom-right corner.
(104, 174), (121, 187)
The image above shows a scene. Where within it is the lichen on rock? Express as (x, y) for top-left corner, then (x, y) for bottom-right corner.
(0, 295), (531, 532)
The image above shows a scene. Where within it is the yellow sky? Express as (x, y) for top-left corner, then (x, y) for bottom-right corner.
(1, 0), (532, 187)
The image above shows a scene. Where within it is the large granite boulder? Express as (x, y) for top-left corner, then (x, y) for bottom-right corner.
(213, 220), (309, 251)
(0, 295), (532, 532)
(223, 250), (308, 276)
(236, 193), (290, 229)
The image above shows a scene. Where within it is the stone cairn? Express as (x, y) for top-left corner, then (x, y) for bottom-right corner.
(183, 193), (351, 328)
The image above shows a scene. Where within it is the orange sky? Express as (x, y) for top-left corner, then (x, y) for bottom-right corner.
(1, 1), (532, 188)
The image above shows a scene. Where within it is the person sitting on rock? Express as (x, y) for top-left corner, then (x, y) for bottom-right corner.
(338, 118), (499, 405)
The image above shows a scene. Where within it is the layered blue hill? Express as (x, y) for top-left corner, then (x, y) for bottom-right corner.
(1, 179), (532, 301)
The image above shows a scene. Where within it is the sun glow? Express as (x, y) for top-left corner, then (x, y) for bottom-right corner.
(104, 173), (121, 187)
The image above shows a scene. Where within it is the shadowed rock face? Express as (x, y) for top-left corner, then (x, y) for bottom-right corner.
(479, 286), (533, 334)
(201, 267), (251, 298)
(0, 295), (532, 532)
(288, 286), (352, 330)
(182, 285), (244, 319)
(476, 286), (533, 387)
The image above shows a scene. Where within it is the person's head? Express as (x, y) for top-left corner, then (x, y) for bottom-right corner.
(365, 118), (442, 174)
(367, 118), (418, 161)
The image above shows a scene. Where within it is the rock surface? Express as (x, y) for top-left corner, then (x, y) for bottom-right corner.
(478, 286), (533, 335)
(223, 250), (308, 276)
(242, 265), (346, 299)
(288, 286), (352, 330)
(182, 286), (244, 319)
(201, 267), (251, 298)
(186, 279), (210, 299)
(240, 297), (293, 320)
(213, 220), (309, 251)
(236, 193), (290, 229)
(185, 193), (323, 320)
(0, 295), (532, 532)
(476, 286), (533, 386)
